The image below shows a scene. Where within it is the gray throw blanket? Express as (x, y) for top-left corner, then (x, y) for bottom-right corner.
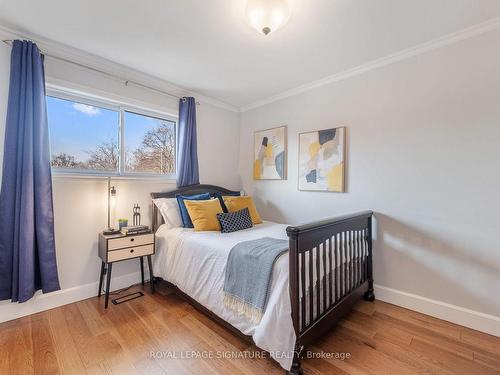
(223, 237), (288, 323)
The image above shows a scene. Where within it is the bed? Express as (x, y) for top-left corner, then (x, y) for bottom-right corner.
(151, 184), (374, 374)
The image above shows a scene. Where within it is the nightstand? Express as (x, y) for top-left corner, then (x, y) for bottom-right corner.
(98, 232), (155, 308)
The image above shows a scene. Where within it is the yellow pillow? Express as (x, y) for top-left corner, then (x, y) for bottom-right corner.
(223, 196), (262, 224)
(184, 198), (224, 231)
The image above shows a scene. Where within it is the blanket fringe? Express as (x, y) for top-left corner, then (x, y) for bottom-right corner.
(223, 293), (263, 324)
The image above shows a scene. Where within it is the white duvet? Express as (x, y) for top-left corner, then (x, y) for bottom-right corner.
(153, 221), (296, 371)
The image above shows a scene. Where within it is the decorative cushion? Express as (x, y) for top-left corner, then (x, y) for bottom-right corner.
(153, 198), (183, 229)
(217, 208), (253, 233)
(176, 192), (211, 228)
(222, 196), (263, 224)
(184, 198), (224, 231)
(213, 191), (241, 212)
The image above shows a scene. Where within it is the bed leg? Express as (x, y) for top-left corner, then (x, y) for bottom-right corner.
(363, 220), (375, 302)
(363, 282), (375, 302)
(287, 344), (304, 375)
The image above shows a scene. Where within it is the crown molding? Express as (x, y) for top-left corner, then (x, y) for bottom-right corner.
(0, 24), (240, 113)
(240, 16), (500, 112)
(3, 16), (500, 115)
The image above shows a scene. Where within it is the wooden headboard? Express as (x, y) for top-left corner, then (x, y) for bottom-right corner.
(150, 184), (240, 232)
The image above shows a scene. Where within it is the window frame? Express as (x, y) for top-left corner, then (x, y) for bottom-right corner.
(46, 87), (178, 180)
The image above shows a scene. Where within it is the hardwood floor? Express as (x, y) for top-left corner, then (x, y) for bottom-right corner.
(1, 284), (499, 374)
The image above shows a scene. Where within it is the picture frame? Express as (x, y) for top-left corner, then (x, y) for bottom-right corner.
(298, 126), (346, 192)
(253, 125), (287, 180)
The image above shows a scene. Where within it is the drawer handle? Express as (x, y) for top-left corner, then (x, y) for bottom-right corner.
(130, 238), (135, 242)
(130, 249), (134, 253)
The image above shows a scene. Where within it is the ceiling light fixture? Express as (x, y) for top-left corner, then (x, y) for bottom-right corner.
(245, 0), (291, 36)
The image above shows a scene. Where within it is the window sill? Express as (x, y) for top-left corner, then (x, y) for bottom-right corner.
(51, 171), (177, 182)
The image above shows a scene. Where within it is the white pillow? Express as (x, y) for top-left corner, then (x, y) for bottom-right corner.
(153, 198), (183, 229)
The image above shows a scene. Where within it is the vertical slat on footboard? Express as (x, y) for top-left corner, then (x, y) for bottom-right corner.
(309, 245), (314, 325)
(356, 230), (363, 285)
(300, 251), (306, 331)
(348, 231), (353, 293)
(353, 231), (358, 289)
(356, 230), (360, 288)
(316, 245), (320, 321)
(363, 228), (368, 280)
(339, 233), (344, 300)
(360, 230), (364, 285)
(328, 238), (333, 306)
(350, 230), (358, 291)
(361, 229), (366, 282)
(322, 240), (327, 313)
(289, 233), (301, 335)
(334, 235), (338, 303)
(323, 240), (330, 310)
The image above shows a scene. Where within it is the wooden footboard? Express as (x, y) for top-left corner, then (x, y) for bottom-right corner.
(286, 211), (374, 374)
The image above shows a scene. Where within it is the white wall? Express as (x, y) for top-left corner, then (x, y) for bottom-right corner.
(0, 44), (241, 321)
(239, 30), (500, 331)
(0, 42), (9, 184)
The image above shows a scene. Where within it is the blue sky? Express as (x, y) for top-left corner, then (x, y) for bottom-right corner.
(46, 96), (173, 162)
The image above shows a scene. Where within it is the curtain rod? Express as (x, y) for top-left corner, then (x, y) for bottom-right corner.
(2, 39), (199, 105)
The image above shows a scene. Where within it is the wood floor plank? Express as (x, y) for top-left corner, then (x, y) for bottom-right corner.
(30, 313), (60, 375)
(410, 336), (499, 375)
(461, 326), (500, 356)
(179, 313), (284, 375)
(129, 357), (168, 375)
(0, 330), (10, 375)
(47, 307), (88, 375)
(302, 357), (351, 375)
(1, 285), (499, 375)
(372, 311), (475, 360)
(343, 310), (413, 346)
(65, 303), (134, 374)
(126, 294), (210, 374)
(7, 316), (35, 375)
(339, 319), (377, 339)
(474, 351), (500, 371)
(307, 344), (370, 375)
(76, 299), (111, 337)
(181, 305), (250, 351)
(374, 301), (462, 340)
(370, 329), (457, 375)
(352, 301), (375, 316)
(179, 314), (255, 374)
(316, 329), (417, 375)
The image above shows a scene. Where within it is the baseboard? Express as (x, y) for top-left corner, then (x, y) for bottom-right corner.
(2, 277), (498, 337)
(374, 284), (500, 337)
(0, 271), (142, 323)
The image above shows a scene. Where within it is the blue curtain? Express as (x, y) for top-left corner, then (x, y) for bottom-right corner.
(176, 97), (199, 187)
(0, 40), (60, 302)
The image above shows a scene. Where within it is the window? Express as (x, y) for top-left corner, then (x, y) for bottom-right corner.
(46, 91), (176, 177)
(124, 111), (176, 174)
(47, 96), (120, 172)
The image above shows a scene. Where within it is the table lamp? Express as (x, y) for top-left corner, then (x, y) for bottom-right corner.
(103, 177), (120, 235)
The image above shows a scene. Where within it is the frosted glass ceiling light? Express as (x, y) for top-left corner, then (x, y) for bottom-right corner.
(245, 0), (291, 35)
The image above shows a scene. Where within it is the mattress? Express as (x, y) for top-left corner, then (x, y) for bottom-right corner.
(153, 221), (296, 371)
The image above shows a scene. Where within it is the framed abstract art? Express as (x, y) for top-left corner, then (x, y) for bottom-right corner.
(253, 126), (287, 180)
(298, 126), (346, 192)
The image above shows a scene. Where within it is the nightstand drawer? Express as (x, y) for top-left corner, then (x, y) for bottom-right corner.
(108, 244), (154, 262)
(108, 233), (154, 250)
